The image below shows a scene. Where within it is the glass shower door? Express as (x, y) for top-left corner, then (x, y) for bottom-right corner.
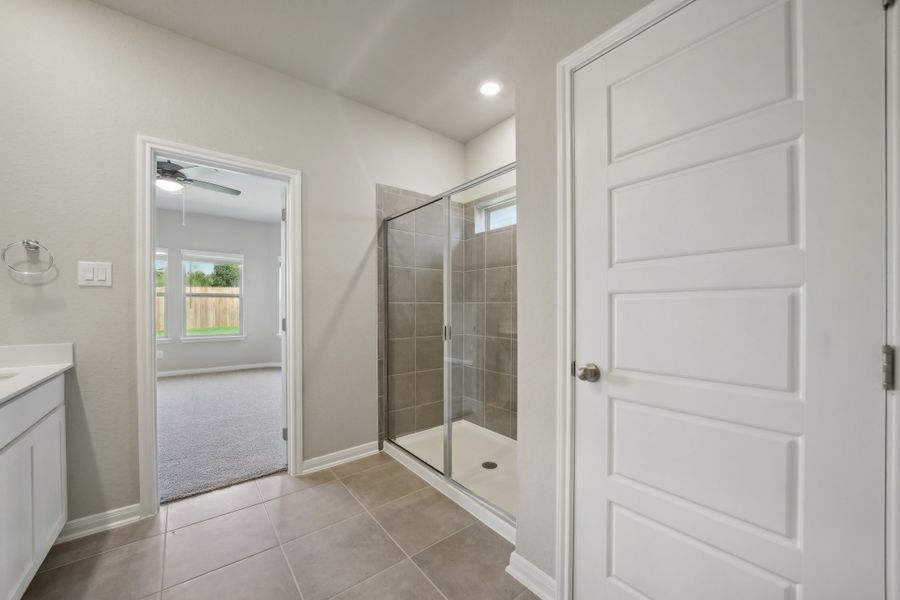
(382, 164), (517, 521)
(384, 197), (448, 474)
(448, 168), (518, 517)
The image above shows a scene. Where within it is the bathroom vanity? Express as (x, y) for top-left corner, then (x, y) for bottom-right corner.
(0, 343), (72, 600)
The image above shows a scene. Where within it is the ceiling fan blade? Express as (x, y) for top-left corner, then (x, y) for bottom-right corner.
(180, 165), (218, 177)
(184, 179), (241, 196)
(156, 160), (185, 172)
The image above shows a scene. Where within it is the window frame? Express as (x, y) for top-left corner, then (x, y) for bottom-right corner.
(155, 248), (169, 342)
(474, 193), (517, 234)
(180, 249), (246, 342)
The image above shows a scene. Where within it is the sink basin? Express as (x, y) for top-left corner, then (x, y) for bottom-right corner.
(0, 373), (17, 380)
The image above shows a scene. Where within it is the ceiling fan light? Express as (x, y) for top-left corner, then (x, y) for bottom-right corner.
(156, 178), (183, 193)
(479, 80), (502, 97)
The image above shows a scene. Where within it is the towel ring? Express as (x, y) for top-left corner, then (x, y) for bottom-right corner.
(2, 240), (54, 275)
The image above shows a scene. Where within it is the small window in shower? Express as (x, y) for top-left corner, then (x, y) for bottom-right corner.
(475, 196), (517, 233)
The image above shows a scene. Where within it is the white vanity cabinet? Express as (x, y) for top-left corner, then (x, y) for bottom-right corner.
(0, 344), (71, 600)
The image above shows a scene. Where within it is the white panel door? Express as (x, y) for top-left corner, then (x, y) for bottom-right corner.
(571, 0), (886, 598)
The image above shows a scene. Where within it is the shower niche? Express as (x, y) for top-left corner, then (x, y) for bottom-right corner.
(380, 164), (517, 520)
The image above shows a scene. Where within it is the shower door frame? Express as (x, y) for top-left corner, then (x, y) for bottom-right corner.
(382, 162), (518, 541)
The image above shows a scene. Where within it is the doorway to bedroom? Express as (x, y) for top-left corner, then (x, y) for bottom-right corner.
(153, 155), (288, 502)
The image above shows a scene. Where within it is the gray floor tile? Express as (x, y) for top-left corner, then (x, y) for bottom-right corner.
(331, 452), (396, 480)
(331, 560), (443, 600)
(163, 504), (278, 588)
(341, 461), (428, 509)
(166, 480), (261, 531)
(371, 487), (476, 555)
(161, 548), (299, 600)
(255, 469), (334, 501)
(282, 514), (405, 600)
(31, 457), (523, 600)
(40, 507), (167, 571)
(264, 480), (363, 543)
(412, 523), (524, 600)
(24, 535), (163, 600)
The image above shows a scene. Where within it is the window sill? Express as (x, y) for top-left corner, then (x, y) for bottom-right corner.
(475, 223), (517, 235)
(179, 335), (246, 343)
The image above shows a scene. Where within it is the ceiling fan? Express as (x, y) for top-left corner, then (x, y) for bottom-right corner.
(155, 160), (241, 196)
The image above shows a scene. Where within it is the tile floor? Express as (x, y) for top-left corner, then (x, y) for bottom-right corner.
(24, 453), (538, 600)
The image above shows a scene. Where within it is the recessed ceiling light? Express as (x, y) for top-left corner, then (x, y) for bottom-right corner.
(155, 178), (184, 193)
(479, 80), (502, 97)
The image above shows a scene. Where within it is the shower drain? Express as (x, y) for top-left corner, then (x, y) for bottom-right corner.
(481, 461), (498, 470)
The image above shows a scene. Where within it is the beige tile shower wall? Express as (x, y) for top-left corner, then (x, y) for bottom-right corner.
(460, 188), (517, 439)
(379, 185), (517, 443)
(377, 185), (443, 442)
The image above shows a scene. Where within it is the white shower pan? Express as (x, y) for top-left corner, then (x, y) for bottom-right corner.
(393, 420), (517, 517)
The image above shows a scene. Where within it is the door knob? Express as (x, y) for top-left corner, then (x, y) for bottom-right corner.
(576, 363), (601, 382)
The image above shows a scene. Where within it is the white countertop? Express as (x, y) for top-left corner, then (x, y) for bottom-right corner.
(0, 343), (73, 405)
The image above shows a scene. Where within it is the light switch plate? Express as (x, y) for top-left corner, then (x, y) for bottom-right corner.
(78, 261), (113, 287)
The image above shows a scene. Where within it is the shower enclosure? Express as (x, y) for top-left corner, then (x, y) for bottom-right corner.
(382, 163), (517, 521)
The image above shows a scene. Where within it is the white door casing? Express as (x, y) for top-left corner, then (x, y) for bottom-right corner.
(136, 136), (303, 517)
(567, 0), (886, 598)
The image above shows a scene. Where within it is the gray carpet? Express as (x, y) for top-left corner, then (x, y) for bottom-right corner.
(157, 368), (286, 502)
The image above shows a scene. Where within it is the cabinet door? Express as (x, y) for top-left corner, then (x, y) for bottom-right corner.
(0, 436), (34, 600)
(0, 405), (66, 600)
(32, 407), (66, 554)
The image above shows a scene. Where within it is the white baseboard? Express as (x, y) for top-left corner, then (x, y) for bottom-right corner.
(301, 441), (379, 474)
(157, 362), (281, 378)
(56, 503), (142, 544)
(507, 551), (557, 600)
(383, 441), (516, 544)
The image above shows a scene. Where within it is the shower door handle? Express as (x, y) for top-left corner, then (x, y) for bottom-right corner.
(576, 363), (601, 382)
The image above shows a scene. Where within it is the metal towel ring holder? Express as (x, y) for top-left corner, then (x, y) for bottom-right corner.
(2, 240), (54, 275)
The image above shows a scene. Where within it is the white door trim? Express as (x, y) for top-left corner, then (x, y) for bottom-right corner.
(555, 4), (696, 596)
(887, 3), (899, 599)
(136, 136), (303, 518)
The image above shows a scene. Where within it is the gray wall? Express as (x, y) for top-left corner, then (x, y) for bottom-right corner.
(155, 209), (282, 373)
(0, 0), (463, 520)
(513, 0), (651, 576)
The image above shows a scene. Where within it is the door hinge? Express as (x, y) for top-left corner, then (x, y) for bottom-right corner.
(443, 325), (451, 340)
(571, 361), (576, 377)
(282, 427), (287, 441)
(281, 317), (286, 332)
(883, 345), (895, 390)
(281, 208), (287, 222)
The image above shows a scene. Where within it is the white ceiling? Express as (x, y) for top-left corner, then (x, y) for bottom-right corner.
(90, 0), (515, 142)
(155, 158), (285, 223)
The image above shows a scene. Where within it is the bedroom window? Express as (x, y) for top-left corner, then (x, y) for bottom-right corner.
(182, 251), (244, 338)
(155, 249), (168, 339)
